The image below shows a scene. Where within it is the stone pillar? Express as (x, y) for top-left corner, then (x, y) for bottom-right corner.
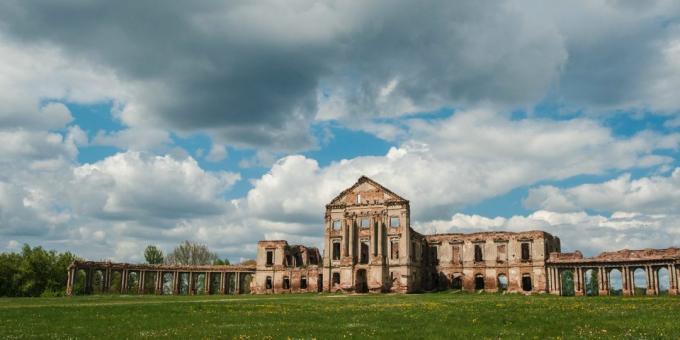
(155, 271), (161, 295)
(645, 266), (655, 295)
(235, 272), (241, 295)
(348, 218), (354, 261)
(205, 272), (210, 295)
(189, 272), (194, 295)
(621, 266), (630, 296)
(598, 267), (608, 296)
(342, 219), (348, 258)
(173, 271), (179, 295)
(121, 269), (128, 294)
(220, 272), (226, 294)
(104, 268), (111, 293)
(377, 216), (383, 258)
(669, 264), (678, 295)
(66, 267), (75, 296)
(574, 267), (583, 296)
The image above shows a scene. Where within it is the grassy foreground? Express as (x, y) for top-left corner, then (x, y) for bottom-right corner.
(1, 292), (679, 339)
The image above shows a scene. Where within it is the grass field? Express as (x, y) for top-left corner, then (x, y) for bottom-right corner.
(1, 292), (679, 339)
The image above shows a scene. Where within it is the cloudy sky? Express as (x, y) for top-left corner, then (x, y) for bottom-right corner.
(1, 0), (680, 262)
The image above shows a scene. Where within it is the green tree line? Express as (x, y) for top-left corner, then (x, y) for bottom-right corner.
(0, 244), (78, 297)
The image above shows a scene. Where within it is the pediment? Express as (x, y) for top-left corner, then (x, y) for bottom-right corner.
(328, 176), (408, 206)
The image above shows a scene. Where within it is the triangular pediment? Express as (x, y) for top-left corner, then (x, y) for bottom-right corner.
(327, 176), (408, 206)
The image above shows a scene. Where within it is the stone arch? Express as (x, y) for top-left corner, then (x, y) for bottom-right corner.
(162, 272), (173, 295)
(584, 268), (598, 296)
(92, 270), (105, 294)
(608, 268), (623, 295)
(633, 267), (647, 295)
(179, 272), (190, 295)
(240, 273), (253, 294)
(143, 271), (156, 294)
(451, 274), (463, 290)
(560, 270), (575, 296)
(194, 273), (206, 294)
(657, 267), (670, 295)
(127, 271), (139, 294)
(209, 273), (221, 295)
(474, 274), (484, 290)
(110, 270), (123, 293)
(497, 273), (508, 292)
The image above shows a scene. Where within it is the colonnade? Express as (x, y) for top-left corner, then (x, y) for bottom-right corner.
(546, 261), (679, 296)
(66, 261), (255, 296)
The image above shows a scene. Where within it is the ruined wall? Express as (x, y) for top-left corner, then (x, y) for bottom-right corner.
(254, 240), (322, 294)
(423, 231), (558, 293)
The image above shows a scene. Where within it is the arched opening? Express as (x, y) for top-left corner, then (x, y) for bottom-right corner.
(282, 276), (290, 290)
(240, 273), (253, 294)
(497, 274), (508, 292)
(93, 270), (105, 294)
(127, 271), (139, 294)
(522, 274), (532, 292)
(657, 267), (670, 295)
(474, 274), (484, 290)
(144, 272), (156, 294)
(226, 273), (236, 294)
(300, 276), (307, 289)
(608, 269), (623, 295)
(194, 273), (206, 294)
(179, 273), (190, 295)
(633, 268), (647, 295)
(73, 269), (87, 295)
(162, 272), (173, 295)
(560, 270), (575, 296)
(360, 241), (369, 264)
(209, 273), (220, 295)
(584, 269), (598, 296)
(355, 269), (368, 293)
(110, 271), (123, 294)
(451, 274), (463, 290)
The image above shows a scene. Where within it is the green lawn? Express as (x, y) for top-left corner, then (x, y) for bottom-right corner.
(1, 292), (679, 339)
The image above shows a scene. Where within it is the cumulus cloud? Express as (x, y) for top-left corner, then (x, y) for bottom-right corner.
(246, 110), (679, 224)
(524, 169), (680, 214)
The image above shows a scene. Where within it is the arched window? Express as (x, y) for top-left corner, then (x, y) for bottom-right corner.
(475, 274), (484, 290)
(497, 274), (508, 291)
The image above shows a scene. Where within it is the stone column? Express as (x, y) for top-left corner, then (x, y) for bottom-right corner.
(342, 219), (348, 258)
(155, 271), (161, 295)
(574, 267), (583, 296)
(173, 271), (179, 295)
(205, 272), (210, 295)
(645, 266), (654, 295)
(669, 264), (678, 295)
(66, 267), (75, 296)
(104, 268), (111, 293)
(348, 218), (354, 261)
(377, 216), (383, 258)
(621, 266), (630, 295)
(138, 271), (145, 294)
(220, 272), (226, 294)
(235, 272), (241, 295)
(121, 269), (128, 294)
(598, 267), (607, 296)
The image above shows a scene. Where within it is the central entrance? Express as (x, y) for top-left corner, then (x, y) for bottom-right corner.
(355, 269), (368, 293)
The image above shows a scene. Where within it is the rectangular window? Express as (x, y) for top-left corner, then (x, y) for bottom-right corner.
(474, 244), (483, 262)
(266, 250), (273, 266)
(390, 216), (400, 228)
(332, 272), (340, 285)
(497, 244), (507, 262)
(332, 220), (341, 230)
(452, 245), (461, 264)
(431, 246), (439, 265)
(390, 239), (399, 260)
(360, 218), (370, 229)
(332, 242), (341, 260)
(521, 242), (531, 261)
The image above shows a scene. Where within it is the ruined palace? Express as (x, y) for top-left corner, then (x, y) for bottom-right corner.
(67, 176), (680, 296)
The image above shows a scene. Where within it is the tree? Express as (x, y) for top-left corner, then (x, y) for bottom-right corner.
(239, 259), (256, 266)
(165, 240), (217, 265)
(0, 244), (78, 297)
(144, 245), (164, 264)
(213, 258), (230, 265)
